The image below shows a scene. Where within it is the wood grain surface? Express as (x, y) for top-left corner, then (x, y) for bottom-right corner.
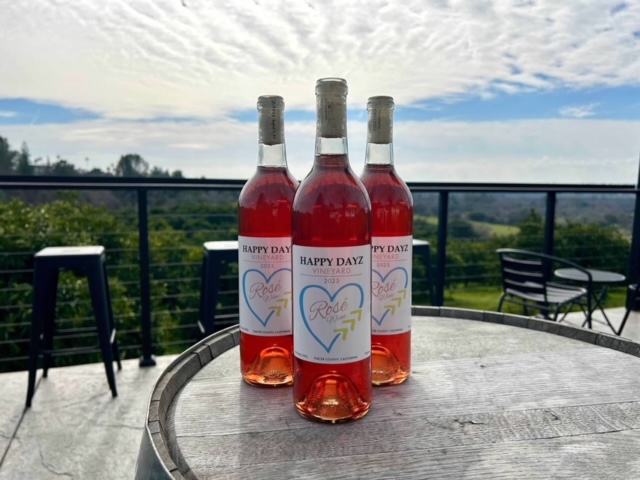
(165, 316), (640, 479)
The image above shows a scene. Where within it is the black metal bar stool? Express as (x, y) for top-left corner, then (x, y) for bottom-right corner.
(199, 241), (239, 337)
(26, 246), (121, 407)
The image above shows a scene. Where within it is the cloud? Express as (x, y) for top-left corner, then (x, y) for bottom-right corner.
(0, 111), (17, 118)
(395, 118), (640, 183)
(166, 143), (211, 150)
(0, 0), (639, 119)
(559, 103), (598, 118)
(2, 117), (638, 184)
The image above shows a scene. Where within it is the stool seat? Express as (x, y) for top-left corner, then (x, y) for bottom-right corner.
(203, 241), (239, 252)
(26, 245), (121, 407)
(36, 246), (105, 257)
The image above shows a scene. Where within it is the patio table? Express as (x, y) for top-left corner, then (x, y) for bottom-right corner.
(135, 306), (640, 480)
(554, 267), (626, 334)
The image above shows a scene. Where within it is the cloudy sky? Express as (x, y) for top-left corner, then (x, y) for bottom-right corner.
(1, 0), (639, 183)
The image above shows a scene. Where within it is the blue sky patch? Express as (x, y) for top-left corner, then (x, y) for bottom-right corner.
(0, 98), (101, 125)
(230, 86), (640, 124)
(398, 86), (640, 122)
(2, 85), (639, 127)
(128, 116), (206, 124)
(610, 2), (628, 15)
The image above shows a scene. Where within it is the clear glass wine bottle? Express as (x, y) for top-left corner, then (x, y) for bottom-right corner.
(238, 95), (298, 387)
(292, 78), (372, 422)
(360, 96), (413, 386)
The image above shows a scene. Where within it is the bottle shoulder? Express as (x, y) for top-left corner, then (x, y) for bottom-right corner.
(360, 166), (413, 205)
(239, 167), (298, 206)
(293, 166), (371, 212)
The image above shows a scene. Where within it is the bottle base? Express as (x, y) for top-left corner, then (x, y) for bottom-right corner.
(371, 345), (409, 386)
(242, 347), (293, 387)
(295, 373), (371, 423)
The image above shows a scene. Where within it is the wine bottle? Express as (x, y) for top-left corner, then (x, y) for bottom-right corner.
(292, 78), (372, 422)
(238, 95), (298, 387)
(360, 96), (413, 386)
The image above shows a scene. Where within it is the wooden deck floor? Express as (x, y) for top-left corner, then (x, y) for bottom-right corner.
(0, 308), (638, 479)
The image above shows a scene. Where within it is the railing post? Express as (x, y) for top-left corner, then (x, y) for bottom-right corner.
(435, 191), (449, 307)
(544, 191), (556, 257)
(628, 152), (640, 308)
(138, 189), (156, 367)
(631, 193), (640, 282)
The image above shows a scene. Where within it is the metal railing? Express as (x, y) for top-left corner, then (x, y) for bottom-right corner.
(0, 175), (638, 371)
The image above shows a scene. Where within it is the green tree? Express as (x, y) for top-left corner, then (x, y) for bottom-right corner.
(150, 166), (170, 178)
(413, 215), (437, 240)
(115, 153), (149, 177)
(513, 209), (544, 250)
(448, 216), (478, 239)
(554, 222), (629, 274)
(0, 136), (17, 174)
(15, 143), (33, 175)
(50, 158), (78, 176)
(0, 198), (186, 372)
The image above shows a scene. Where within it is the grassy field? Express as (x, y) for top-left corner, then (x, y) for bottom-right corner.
(442, 285), (627, 314)
(420, 215), (438, 225)
(417, 215), (518, 237)
(468, 221), (519, 237)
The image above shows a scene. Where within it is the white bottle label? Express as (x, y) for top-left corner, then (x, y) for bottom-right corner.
(293, 245), (371, 364)
(238, 236), (292, 336)
(371, 236), (412, 335)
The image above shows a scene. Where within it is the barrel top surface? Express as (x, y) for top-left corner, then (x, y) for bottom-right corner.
(153, 310), (640, 479)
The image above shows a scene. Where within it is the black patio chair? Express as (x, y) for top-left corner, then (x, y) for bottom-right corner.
(617, 279), (640, 336)
(496, 248), (591, 321)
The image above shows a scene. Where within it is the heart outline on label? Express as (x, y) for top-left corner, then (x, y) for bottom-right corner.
(242, 268), (291, 327)
(371, 267), (409, 326)
(300, 283), (364, 354)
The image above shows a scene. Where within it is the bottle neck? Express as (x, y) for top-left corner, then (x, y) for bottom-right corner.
(315, 94), (348, 157)
(316, 137), (348, 157)
(257, 99), (287, 168)
(365, 97), (394, 166)
(258, 143), (287, 167)
(365, 143), (393, 166)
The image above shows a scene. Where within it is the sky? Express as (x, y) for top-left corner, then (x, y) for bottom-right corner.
(0, 0), (639, 183)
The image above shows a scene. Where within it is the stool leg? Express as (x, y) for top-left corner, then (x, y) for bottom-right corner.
(88, 262), (118, 398)
(26, 323), (42, 408)
(42, 268), (59, 378)
(27, 264), (50, 407)
(425, 246), (434, 305)
(414, 243), (433, 305)
(201, 253), (222, 337)
(103, 261), (121, 370)
(199, 254), (210, 337)
(112, 334), (122, 371)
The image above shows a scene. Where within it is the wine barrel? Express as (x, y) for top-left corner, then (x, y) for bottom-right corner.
(135, 306), (640, 479)
(134, 327), (240, 480)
